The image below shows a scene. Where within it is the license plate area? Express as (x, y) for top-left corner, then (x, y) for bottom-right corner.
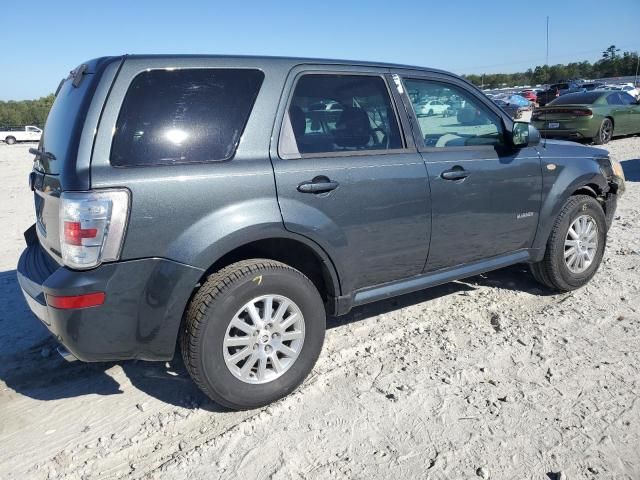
(547, 122), (560, 129)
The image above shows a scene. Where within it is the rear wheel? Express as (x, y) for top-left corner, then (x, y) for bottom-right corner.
(593, 118), (613, 145)
(181, 259), (326, 410)
(5, 136), (16, 145)
(530, 195), (606, 291)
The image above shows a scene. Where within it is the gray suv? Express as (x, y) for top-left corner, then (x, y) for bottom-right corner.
(17, 55), (625, 409)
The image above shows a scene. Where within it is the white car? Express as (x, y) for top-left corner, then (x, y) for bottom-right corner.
(619, 85), (639, 99)
(416, 100), (449, 117)
(0, 125), (42, 144)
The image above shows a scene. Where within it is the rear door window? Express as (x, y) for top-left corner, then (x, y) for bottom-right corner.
(111, 69), (264, 167)
(280, 74), (403, 156)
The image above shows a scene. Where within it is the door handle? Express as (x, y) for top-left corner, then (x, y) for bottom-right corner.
(440, 167), (469, 181)
(297, 176), (339, 194)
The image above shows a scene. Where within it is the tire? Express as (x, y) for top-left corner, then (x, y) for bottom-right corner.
(428, 109), (434, 116)
(593, 118), (613, 145)
(530, 195), (606, 291)
(5, 136), (16, 145)
(181, 259), (326, 410)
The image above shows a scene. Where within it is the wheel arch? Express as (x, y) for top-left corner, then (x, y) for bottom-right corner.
(531, 169), (609, 260)
(193, 232), (342, 312)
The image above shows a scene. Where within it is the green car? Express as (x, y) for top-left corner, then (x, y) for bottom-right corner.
(532, 90), (640, 144)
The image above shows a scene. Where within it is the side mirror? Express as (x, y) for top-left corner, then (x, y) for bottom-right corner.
(512, 121), (540, 147)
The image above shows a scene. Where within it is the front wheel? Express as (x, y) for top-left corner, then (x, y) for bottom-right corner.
(593, 118), (613, 145)
(181, 259), (326, 410)
(530, 195), (607, 291)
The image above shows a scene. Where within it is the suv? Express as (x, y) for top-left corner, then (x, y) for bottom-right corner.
(18, 56), (625, 410)
(537, 81), (582, 106)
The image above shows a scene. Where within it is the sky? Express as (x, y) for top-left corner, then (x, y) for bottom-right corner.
(1, 0), (639, 100)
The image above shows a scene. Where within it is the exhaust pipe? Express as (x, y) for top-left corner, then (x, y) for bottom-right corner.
(57, 345), (78, 362)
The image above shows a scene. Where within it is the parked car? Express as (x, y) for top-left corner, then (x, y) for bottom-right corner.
(619, 84), (640, 99)
(18, 55), (625, 410)
(520, 89), (537, 103)
(537, 81), (581, 106)
(416, 99), (449, 116)
(0, 125), (42, 144)
(494, 94), (531, 119)
(531, 90), (640, 144)
(579, 82), (605, 91)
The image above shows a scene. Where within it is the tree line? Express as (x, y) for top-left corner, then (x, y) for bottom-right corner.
(463, 45), (639, 89)
(0, 94), (55, 128)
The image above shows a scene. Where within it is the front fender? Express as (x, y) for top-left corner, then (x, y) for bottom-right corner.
(531, 150), (609, 259)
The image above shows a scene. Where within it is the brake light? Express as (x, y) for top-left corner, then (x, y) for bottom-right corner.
(59, 189), (130, 269)
(63, 221), (97, 246)
(47, 292), (105, 309)
(572, 109), (593, 116)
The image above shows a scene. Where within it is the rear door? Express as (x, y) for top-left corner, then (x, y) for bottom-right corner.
(271, 65), (431, 293)
(395, 71), (542, 272)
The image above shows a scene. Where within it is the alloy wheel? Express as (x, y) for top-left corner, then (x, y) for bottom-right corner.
(600, 120), (613, 144)
(223, 295), (305, 384)
(564, 214), (598, 274)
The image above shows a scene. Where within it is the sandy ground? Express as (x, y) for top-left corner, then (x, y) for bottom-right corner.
(1, 138), (639, 480)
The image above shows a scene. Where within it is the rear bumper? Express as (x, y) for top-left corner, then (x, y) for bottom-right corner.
(17, 225), (203, 362)
(532, 119), (599, 141)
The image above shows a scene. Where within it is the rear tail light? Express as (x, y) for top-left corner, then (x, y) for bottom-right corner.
(533, 108), (592, 119)
(59, 189), (130, 269)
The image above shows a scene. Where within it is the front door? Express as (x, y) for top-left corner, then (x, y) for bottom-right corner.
(271, 68), (431, 293)
(398, 74), (542, 272)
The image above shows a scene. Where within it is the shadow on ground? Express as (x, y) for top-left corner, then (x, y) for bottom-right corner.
(0, 263), (551, 409)
(621, 159), (640, 182)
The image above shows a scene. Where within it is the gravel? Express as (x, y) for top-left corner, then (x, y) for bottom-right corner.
(0, 137), (639, 479)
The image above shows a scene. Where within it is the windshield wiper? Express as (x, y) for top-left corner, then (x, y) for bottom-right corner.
(29, 147), (56, 161)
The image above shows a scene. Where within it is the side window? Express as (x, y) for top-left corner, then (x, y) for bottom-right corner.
(606, 93), (624, 105)
(404, 78), (504, 148)
(111, 69), (264, 167)
(619, 93), (635, 105)
(281, 74), (403, 156)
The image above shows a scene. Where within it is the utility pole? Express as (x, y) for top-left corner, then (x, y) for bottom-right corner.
(546, 16), (549, 67)
(546, 16), (550, 85)
(635, 53), (639, 87)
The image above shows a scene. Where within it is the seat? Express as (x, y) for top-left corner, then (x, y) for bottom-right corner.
(333, 107), (372, 149)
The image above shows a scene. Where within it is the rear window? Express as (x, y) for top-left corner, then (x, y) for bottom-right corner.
(37, 74), (97, 174)
(111, 69), (264, 167)
(549, 92), (603, 105)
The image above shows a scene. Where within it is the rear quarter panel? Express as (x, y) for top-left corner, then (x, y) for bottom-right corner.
(90, 57), (294, 270)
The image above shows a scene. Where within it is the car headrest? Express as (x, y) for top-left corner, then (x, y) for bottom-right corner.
(333, 107), (371, 148)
